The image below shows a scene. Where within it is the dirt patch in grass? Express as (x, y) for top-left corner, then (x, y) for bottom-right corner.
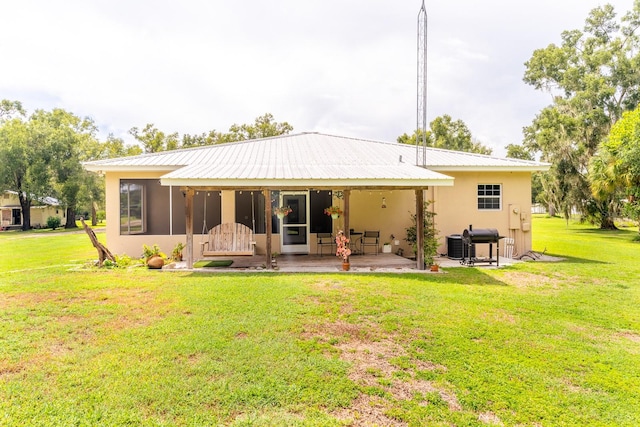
(312, 320), (461, 425)
(617, 331), (640, 345)
(499, 271), (564, 289)
(478, 411), (504, 425)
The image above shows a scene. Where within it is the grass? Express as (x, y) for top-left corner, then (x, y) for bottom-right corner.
(0, 216), (639, 426)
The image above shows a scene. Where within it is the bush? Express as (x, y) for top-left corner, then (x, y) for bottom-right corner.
(46, 216), (62, 230)
(405, 201), (439, 267)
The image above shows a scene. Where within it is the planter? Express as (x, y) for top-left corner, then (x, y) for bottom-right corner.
(342, 262), (350, 271)
(382, 244), (392, 253)
(277, 213), (285, 219)
(430, 264), (439, 272)
(331, 213), (339, 220)
(147, 255), (165, 269)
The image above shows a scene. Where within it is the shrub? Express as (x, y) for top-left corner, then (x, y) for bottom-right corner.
(405, 201), (439, 267)
(46, 216), (62, 230)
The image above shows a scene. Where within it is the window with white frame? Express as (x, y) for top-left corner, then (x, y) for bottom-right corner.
(477, 184), (501, 210)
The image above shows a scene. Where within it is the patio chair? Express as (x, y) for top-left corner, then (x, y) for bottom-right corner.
(316, 232), (335, 256)
(361, 230), (380, 255)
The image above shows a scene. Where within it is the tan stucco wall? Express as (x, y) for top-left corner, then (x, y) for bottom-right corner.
(102, 170), (535, 260)
(429, 171), (533, 257)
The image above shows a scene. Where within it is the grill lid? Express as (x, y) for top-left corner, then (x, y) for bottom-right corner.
(462, 228), (500, 243)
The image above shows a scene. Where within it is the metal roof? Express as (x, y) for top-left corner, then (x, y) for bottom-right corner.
(84, 132), (549, 188)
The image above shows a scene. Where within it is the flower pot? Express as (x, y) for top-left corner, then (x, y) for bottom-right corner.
(331, 213), (339, 220)
(147, 255), (165, 269)
(430, 264), (439, 272)
(382, 244), (392, 253)
(277, 213), (285, 219)
(342, 262), (350, 271)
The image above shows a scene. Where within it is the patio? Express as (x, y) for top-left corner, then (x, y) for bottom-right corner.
(166, 253), (517, 273)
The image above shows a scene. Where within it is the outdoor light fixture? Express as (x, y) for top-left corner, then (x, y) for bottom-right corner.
(381, 197), (387, 208)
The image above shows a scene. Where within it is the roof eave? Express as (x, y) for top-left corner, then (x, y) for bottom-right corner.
(427, 165), (550, 173)
(83, 164), (184, 173)
(160, 178), (455, 189)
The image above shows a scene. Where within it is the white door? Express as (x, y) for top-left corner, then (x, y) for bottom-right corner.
(279, 192), (309, 254)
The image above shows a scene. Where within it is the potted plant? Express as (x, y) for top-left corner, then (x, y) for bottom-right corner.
(335, 230), (352, 270)
(382, 242), (392, 253)
(324, 206), (343, 219)
(142, 244), (166, 269)
(274, 206), (292, 219)
(172, 242), (185, 261)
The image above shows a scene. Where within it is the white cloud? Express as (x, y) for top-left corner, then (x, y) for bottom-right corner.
(0, 0), (636, 155)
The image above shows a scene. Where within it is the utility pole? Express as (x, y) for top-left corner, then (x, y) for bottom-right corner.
(416, 0), (427, 167)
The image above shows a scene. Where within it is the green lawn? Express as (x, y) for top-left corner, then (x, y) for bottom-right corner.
(0, 217), (639, 426)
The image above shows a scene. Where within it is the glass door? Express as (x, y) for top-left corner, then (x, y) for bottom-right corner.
(279, 192), (309, 254)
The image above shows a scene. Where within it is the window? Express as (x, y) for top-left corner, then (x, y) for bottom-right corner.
(120, 182), (145, 234)
(477, 184), (501, 210)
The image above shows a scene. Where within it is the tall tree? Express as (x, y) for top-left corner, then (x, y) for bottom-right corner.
(590, 106), (640, 233)
(397, 115), (493, 155)
(31, 109), (100, 228)
(523, 2), (640, 228)
(219, 113), (294, 143)
(0, 117), (51, 230)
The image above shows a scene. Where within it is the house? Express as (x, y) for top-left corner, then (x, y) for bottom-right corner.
(0, 191), (64, 230)
(83, 132), (549, 269)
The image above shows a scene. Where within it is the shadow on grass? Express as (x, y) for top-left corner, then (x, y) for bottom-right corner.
(180, 269), (512, 287)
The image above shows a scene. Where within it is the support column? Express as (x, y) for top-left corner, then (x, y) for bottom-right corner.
(185, 188), (194, 269)
(343, 190), (351, 240)
(415, 189), (425, 270)
(264, 189), (272, 270)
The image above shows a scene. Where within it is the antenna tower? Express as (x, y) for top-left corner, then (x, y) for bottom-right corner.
(416, 0), (427, 166)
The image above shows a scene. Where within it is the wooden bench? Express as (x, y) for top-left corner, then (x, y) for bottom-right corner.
(200, 223), (256, 257)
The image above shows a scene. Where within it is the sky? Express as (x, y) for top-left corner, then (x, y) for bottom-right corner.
(1, 0), (636, 156)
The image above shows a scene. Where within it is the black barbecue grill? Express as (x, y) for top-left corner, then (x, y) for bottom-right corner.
(461, 225), (503, 266)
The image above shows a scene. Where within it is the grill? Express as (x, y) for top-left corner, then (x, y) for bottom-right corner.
(461, 225), (503, 266)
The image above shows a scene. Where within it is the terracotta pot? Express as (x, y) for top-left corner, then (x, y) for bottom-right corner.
(147, 255), (165, 269)
(342, 262), (350, 271)
(430, 264), (439, 272)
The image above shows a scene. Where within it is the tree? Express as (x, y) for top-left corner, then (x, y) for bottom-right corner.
(590, 106), (640, 233)
(0, 117), (50, 230)
(397, 115), (493, 155)
(129, 124), (179, 153)
(222, 113), (294, 142)
(133, 113), (294, 152)
(31, 109), (100, 228)
(523, 3), (640, 228)
(0, 99), (25, 121)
